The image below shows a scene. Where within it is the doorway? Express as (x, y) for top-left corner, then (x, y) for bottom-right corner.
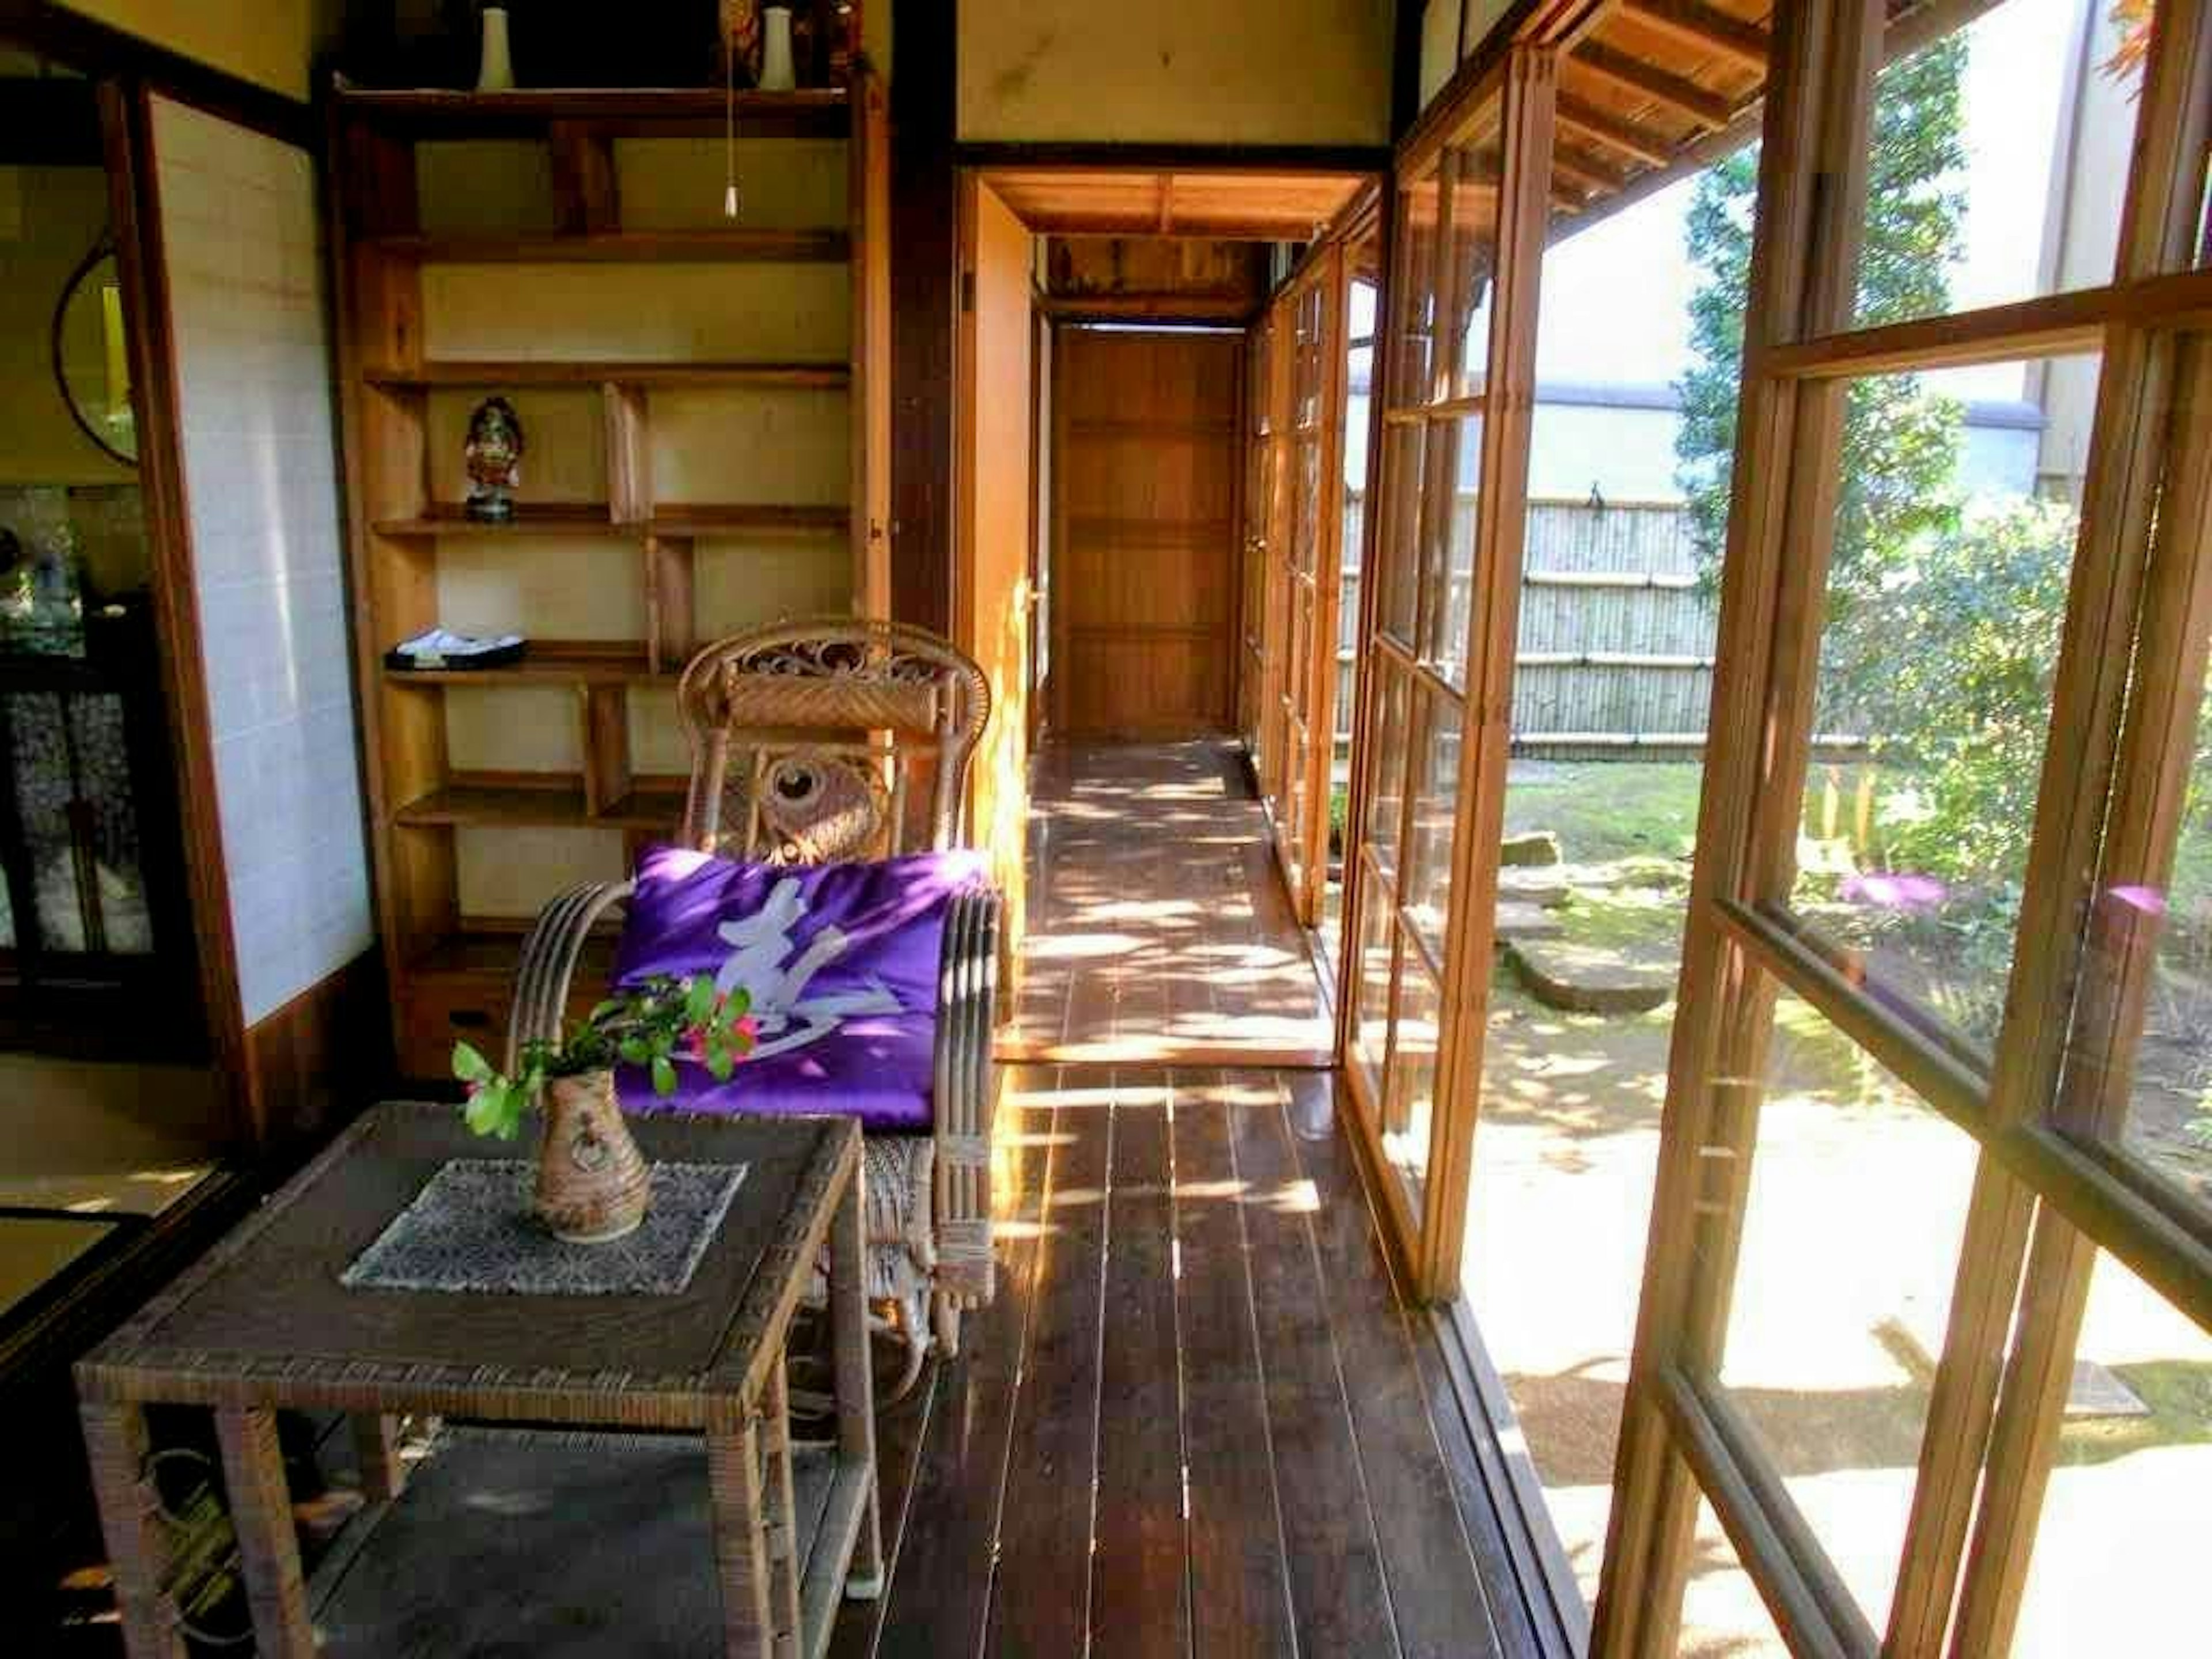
(1050, 325), (1241, 737)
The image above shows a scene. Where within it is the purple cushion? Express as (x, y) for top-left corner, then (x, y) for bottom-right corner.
(609, 844), (986, 1130)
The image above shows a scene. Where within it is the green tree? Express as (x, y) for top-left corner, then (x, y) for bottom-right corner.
(1675, 37), (1971, 600)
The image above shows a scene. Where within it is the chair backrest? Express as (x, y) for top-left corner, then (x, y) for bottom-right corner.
(673, 619), (991, 865)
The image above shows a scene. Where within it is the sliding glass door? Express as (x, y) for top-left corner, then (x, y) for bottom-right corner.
(1257, 247), (1350, 925)
(1341, 54), (1554, 1291)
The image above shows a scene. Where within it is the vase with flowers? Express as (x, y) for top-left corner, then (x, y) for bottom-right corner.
(451, 975), (757, 1243)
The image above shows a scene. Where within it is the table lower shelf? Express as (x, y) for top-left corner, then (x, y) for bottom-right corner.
(310, 1422), (870, 1658)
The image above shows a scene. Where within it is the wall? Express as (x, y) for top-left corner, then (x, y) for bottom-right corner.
(957, 180), (1033, 965)
(0, 165), (134, 490)
(153, 96), (373, 1023)
(958, 0), (1394, 145)
(57, 0), (342, 100)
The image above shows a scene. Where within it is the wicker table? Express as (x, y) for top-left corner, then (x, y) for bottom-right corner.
(75, 1101), (881, 1659)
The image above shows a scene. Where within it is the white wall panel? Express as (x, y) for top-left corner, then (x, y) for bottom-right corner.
(153, 96), (372, 1024)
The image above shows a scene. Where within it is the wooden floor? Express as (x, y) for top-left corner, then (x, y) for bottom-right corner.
(1001, 743), (1335, 1066)
(827, 1067), (1535, 1659)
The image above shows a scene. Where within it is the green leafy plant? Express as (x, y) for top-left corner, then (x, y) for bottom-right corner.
(450, 975), (757, 1140)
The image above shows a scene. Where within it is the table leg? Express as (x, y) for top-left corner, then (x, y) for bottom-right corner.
(707, 1411), (778, 1659)
(78, 1401), (187, 1659)
(830, 1153), (884, 1599)
(760, 1359), (806, 1643)
(349, 1412), (408, 1501)
(213, 1406), (315, 1657)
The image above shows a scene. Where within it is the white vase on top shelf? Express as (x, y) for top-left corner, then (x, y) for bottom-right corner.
(759, 7), (797, 91)
(476, 6), (516, 92)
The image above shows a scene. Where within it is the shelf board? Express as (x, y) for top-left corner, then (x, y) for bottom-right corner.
(365, 360), (851, 390)
(366, 229), (850, 264)
(392, 778), (688, 831)
(335, 84), (850, 140)
(412, 928), (620, 986)
(384, 643), (664, 687)
(646, 503), (849, 537)
(373, 503), (621, 538)
(599, 781), (691, 828)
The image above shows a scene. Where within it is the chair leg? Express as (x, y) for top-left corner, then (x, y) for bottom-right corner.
(931, 1291), (963, 1361)
(880, 1307), (929, 1406)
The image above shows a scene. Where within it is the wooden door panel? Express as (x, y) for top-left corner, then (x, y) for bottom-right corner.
(1060, 637), (1232, 736)
(1052, 328), (1241, 736)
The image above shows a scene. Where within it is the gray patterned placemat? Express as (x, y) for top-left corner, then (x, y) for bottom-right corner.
(340, 1160), (747, 1296)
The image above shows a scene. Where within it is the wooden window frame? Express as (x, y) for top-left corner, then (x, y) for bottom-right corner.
(1592, 2), (2212, 1655)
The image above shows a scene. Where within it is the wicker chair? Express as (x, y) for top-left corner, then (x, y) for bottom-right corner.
(505, 619), (1001, 1393)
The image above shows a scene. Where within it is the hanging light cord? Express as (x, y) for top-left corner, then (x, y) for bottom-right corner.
(724, 14), (740, 219)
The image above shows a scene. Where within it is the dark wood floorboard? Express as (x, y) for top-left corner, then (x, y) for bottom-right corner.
(983, 1072), (1111, 1659)
(1173, 1076), (1300, 1659)
(865, 1073), (1052, 1659)
(1284, 1071), (1524, 1659)
(1090, 1085), (1188, 1659)
(1228, 1077), (1402, 1655)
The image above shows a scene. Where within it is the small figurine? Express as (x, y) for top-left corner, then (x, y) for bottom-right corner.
(463, 396), (524, 522)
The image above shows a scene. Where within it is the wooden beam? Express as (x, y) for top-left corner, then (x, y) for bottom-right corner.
(1619, 0), (1770, 74)
(1550, 141), (1631, 195)
(1571, 39), (1738, 128)
(1556, 90), (1676, 167)
(1156, 173), (1174, 235)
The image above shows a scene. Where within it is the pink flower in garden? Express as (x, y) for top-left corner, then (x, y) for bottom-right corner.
(1840, 871), (1946, 911)
(2108, 884), (2167, 916)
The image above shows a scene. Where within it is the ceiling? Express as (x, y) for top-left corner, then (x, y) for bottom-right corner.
(979, 169), (1370, 243)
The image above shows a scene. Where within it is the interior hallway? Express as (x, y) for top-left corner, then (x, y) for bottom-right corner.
(999, 742), (1334, 1066)
(827, 745), (1531, 1656)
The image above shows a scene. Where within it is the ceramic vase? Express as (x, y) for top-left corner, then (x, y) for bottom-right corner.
(759, 7), (797, 91)
(534, 1070), (652, 1243)
(476, 6), (516, 92)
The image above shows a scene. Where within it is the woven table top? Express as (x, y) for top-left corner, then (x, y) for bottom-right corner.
(75, 1102), (857, 1425)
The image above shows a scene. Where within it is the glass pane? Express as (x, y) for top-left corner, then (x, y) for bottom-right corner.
(1681, 1497), (1790, 1658)
(1850, 0), (2149, 331)
(1459, 145), (1740, 1614)
(1383, 948), (1442, 1216)
(1377, 422), (1427, 644)
(1403, 690), (1464, 958)
(1391, 161), (1443, 406)
(1365, 661), (1412, 882)
(2008, 1244), (2212, 1657)
(1710, 987), (1981, 1637)
(1423, 412), (1481, 682)
(1445, 137), (1501, 400)
(1779, 354), (2103, 1058)
(1351, 866), (1396, 1089)
(2066, 626), (2211, 1201)
(70, 692), (151, 954)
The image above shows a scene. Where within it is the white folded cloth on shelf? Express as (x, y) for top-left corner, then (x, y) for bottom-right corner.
(392, 628), (524, 660)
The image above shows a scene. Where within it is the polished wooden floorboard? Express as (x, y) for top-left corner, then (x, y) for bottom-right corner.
(828, 1069), (1529, 1659)
(999, 742), (1335, 1066)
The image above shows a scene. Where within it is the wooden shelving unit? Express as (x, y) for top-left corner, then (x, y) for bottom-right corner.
(329, 72), (890, 1075)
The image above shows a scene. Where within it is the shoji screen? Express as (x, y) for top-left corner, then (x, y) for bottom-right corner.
(150, 96), (372, 1026)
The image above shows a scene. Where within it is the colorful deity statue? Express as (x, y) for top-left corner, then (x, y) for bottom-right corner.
(463, 396), (524, 522)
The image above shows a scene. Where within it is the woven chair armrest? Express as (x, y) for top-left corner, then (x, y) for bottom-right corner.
(933, 883), (1001, 1304)
(506, 880), (636, 1071)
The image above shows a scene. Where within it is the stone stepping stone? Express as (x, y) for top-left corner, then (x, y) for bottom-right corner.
(1501, 830), (1561, 866)
(1494, 901), (1563, 942)
(1506, 938), (1676, 1014)
(2064, 1358), (2150, 1419)
(1498, 868), (1573, 908)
